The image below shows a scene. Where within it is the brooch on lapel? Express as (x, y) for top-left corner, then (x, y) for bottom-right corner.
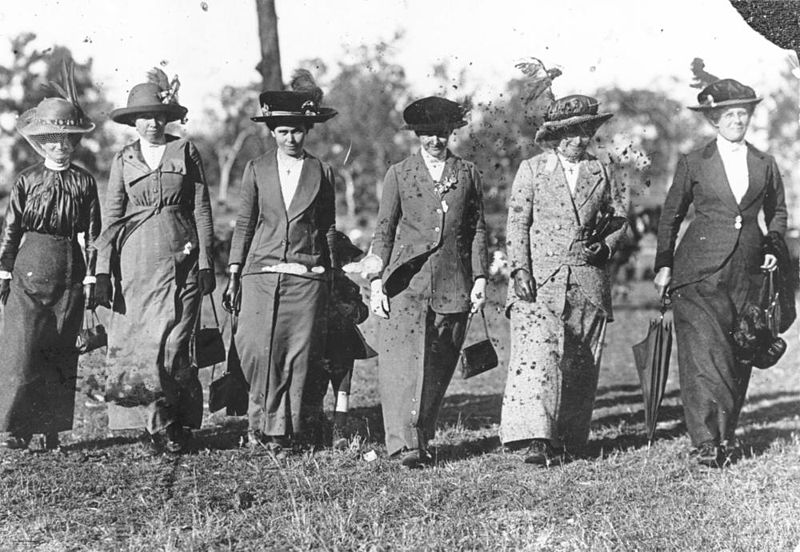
(433, 171), (457, 196)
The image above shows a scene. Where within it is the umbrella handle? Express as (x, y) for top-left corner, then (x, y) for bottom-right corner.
(660, 294), (672, 315)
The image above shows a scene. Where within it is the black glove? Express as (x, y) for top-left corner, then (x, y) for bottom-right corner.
(198, 268), (216, 296)
(84, 283), (96, 311)
(95, 274), (113, 309)
(513, 269), (536, 302)
(222, 273), (241, 314)
(583, 241), (610, 266)
(0, 279), (10, 306)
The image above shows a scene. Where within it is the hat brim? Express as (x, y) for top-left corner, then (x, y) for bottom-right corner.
(251, 108), (338, 124)
(401, 120), (468, 132)
(15, 108), (95, 136)
(110, 103), (188, 126)
(688, 97), (762, 111)
(535, 113), (613, 143)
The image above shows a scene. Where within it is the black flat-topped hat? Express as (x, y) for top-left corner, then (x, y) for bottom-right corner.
(688, 78), (762, 111)
(401, 96), (468, 132)
(250, 90), (337, 123)
(534, 94), (613, 142)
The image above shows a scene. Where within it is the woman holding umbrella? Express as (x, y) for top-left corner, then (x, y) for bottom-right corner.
(654, 79), (787, 467)
(501, 94), (629, 466)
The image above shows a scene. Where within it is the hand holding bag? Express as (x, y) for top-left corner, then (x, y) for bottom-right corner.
(209, 313), (249, 415)
(459, 310), (499, 379)
(191, 293), (226, 369)
(76, 309), (107, 354)
(732, 270), (786, 369)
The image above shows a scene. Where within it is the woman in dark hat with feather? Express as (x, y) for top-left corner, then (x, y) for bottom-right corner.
(94, 68), (215, 455)
(222, 70), (338, 452)
(654, 78), (787, 467)
(369, 96), (489, 468)
(0, 62), (101, 451)
(502, 94), (629, 466)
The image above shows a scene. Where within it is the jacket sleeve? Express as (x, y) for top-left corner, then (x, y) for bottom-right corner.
(83, 174), (101, 276)
(764, 156), (787, 236)
(470, 164), (489, 279)
(321, 164), (338, 269)
(506, 159), (535, 277)
(371, 165), (401, 278)
(228, 160), (259, 266)
(604, 161), (630, 255)
(655, 154), (693, 271)
(96, 153), (127, 274)
(188, 141), (215, 271)
(0, 174), (27, 273)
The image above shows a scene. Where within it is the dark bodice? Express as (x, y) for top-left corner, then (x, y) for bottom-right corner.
(0, 163), (101, 273)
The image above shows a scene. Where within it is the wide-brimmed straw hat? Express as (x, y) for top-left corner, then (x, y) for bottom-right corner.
(110, 82), (187, 126)
(534, 95), (612, 143)
(688, 78), (762, 111)
(401, 96), (468, 133)
(16, 97), (95, 137)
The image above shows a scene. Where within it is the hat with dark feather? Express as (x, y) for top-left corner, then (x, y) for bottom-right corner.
(110, 67), (187, 126)
(251, 69), (337, 124)
(688, 78), (762, 111)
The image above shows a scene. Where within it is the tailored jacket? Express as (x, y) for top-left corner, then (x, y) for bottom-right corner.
(371, 151), (488, 313)
(506, 151), (629, 319)
(96, 135), (214, 275)
(655, 140), (787, 290)
(228, 149), (337, 278)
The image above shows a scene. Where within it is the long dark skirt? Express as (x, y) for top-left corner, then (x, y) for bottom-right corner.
(238, 273), (327, 438)
(0, 233), (85, 436)
(672, 246), (760, 447)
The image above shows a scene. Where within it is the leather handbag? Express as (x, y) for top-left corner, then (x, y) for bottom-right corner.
(76, 310), (107, 354)
(209, 313), (249, 415)
(191, 294), (226, 369)
(732, 270), (787, 369)
(459, 310), (499, 379)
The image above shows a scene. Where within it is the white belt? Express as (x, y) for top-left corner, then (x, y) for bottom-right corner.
(260, 263), (325, 275)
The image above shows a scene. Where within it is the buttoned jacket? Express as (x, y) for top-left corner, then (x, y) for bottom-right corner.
(506, 151), (629, 318)
(655, 140), (787, 289)
(371, 152), (488, 313)
(228, 149), (337, 279)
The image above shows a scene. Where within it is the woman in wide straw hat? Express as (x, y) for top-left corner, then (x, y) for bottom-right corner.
(654, 78), (787, 467)
(0, 62), (101, 452)
(94, 68), (215, 455)
(501, 94), (629, 466)
(222, 70), (338, 452)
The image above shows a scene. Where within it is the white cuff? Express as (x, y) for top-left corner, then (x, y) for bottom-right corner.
(229, 263), (241, 274)
(82, 275), (97, 285)
(0, 271), (12, 280)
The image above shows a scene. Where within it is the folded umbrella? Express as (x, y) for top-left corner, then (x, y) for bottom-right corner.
(632, 298), (673, 444)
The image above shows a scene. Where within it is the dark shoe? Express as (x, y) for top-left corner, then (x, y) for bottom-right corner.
(44, 433), (60, 451)
(0, 435), (31, 451)
(524, 439), (564, 467)
(695, 441), (723, 468)
(165, 425), (190, 455)
(399, 448), (433, 469)
(721, 440), (743, 466)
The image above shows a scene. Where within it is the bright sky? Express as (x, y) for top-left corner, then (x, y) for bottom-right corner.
(0, 0), (797, 133)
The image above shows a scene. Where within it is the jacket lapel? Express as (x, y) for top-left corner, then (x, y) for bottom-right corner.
(739, 144), (767, 209)
(258, 152), (288, 224)
(408, 152), (442, 203)
(122, 142), (153, 178)
(287, 153), (321, 221)
(573, 159), (604, 211)
(701, 141), (739, 211)
(549, 154), (582, 224)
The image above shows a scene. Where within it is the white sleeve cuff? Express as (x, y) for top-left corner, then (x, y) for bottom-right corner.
(82, 275), (97, 285)
(0, 271), (12, 280)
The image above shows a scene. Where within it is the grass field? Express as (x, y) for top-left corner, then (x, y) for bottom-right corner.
(1, 280), (799, 551)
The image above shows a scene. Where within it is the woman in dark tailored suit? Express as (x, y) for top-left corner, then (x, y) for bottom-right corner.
(654, 79), (787, 467)
(370, 97), (489, 468)
(0, 65), (100, 451)
(94, 69), (215, 455)
(222, 70), (338, 451)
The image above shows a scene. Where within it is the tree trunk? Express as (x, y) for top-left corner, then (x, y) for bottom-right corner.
(217, 128), (257, 203)
(255, 0), (283, 90)
(341, 167), (356, 222)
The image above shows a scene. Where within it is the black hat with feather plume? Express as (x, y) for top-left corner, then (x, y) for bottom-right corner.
(16, 60), (95, 138)
(251, 69), (337, 124)
(110, 67), (187, 126)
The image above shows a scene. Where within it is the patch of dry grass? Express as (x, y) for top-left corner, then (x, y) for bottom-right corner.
(1, 281), (799, 551)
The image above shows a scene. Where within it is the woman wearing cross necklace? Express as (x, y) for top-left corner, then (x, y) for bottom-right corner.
(222, 71), (338, 452)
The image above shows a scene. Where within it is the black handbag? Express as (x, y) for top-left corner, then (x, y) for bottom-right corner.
(76, 310), (107, 354)
(209, 314), (249, 415)
(459, 310), (499, 379)
(732, 270), (787, 369)
(191, 294), (226, 369)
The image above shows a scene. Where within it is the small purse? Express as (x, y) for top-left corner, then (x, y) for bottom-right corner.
(76, 310), (107, 354)
(209, 313), (249, 415)
(191, 294), (226, 369)
(459, 310), (499, 379)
